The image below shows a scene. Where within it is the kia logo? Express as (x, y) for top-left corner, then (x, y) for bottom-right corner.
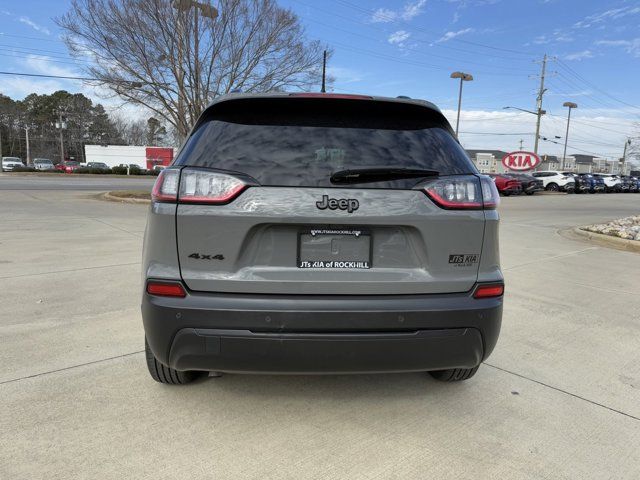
(502, 151), (541, 172)
(316, 195), (359, 213)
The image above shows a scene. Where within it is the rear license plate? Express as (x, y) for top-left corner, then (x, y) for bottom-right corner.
(298, 228), (371, 269)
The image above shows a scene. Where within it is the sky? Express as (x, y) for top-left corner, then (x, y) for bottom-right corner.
(1, 0), (639, 159)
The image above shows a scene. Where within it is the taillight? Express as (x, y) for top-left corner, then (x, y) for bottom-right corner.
(146, 281), (186, 298)
(151, 168), (179, 202)
(422, 175), (499, 210)
(178, 168), (247, 204)
(151, 168), (248, 204)
(473, 283), (504, 299)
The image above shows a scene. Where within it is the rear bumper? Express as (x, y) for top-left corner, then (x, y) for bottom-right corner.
(142, 286), (503, 374)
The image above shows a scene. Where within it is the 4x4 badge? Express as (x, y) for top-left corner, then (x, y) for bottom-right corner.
(316, 195), (359, 213)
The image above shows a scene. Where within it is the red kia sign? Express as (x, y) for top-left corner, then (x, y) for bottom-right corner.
(502, 151), (541, 171)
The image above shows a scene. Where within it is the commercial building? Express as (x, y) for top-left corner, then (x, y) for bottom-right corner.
(84, 145), (176, 170)
(467, 150), (631, 175)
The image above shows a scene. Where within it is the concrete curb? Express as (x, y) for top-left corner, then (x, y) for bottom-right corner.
(569, 227), (640, 253)
(102, 192), (151, 204)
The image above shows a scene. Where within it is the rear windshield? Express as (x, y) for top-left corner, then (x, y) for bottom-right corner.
(175, 98), (476, 188)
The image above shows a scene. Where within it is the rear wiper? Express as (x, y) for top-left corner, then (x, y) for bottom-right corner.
(330, 167), (439, 184)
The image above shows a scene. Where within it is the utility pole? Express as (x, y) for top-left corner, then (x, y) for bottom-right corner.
(519, 139), (524, 150)
(621, 138), (631, 175)
(25, 125), (31, 166)
(56, 111), (66, 163)
(321, 50), (327, 93)
(533, 54), (548, 155)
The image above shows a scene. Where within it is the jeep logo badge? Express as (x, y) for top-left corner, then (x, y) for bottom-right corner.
(316, 195), (359, 213)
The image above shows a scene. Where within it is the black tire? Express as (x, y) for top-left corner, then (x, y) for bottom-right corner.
(145, 337), (200, 385)
(502, 191), (510, 197)
(525, 191), (534, 195)
(429, 365), (479, 382)
(546, 183), (559, 191)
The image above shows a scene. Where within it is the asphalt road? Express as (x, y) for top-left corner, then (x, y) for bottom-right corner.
(0, 173), (155, 190)
(1, 182), (639, 479)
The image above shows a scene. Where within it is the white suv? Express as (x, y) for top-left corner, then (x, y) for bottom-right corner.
(532, 171), (575, 192)
(594, 174), (621, 193)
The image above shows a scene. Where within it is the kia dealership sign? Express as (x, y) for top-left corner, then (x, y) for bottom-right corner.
(502, 151), (541, 171)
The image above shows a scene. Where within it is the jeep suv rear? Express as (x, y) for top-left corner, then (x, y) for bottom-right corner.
(142, 93), (503, 384)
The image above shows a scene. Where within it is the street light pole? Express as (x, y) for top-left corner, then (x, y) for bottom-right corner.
(171, 0), (218, 138)
(561, 102), (577, 170)
(450, 71), (473, 136)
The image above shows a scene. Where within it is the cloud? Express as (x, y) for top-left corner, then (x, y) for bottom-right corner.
(564, 50), (594, 61)
(596, 38), (640, 57)
(437, 28), (473, 43)
(370, 0), (427, 23)
(18, 16), (50, 35)
(388, 30), (411, 46)
(24, 55), (80, 78)
(574, 6), (640, 29)
(325, 66), (365, 84)
(532, 30), (573, 45)
(438, 108), (633, 157)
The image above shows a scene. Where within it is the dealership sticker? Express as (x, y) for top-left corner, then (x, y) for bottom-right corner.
(449, 254), (479, 267)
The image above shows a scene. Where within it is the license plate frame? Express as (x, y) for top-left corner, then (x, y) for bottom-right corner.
(297, 227), (372, 269)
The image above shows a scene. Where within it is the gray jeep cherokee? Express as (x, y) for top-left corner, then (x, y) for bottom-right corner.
(142, 93), (503, 384)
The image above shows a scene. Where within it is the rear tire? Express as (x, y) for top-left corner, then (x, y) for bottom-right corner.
(145, 337), (200, 385)
(525, 191), (534, 195)
(429, 365), (479, 382)
(546, 183), (559, 191)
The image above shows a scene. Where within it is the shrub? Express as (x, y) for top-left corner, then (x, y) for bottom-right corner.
(111, 166), (128, 175)
(10, 166), (36, 172)
(76, 167), (112, 174)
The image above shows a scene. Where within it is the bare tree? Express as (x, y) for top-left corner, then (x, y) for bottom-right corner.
(112, 115), (148, 146)
(57, 0), (329, 139)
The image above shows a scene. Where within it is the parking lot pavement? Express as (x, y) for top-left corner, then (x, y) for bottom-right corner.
(1, 189), (639, 479)
(0, 173), (155, 191)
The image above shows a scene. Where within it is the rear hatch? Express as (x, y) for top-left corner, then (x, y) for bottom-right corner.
(169, 95), (492, 295)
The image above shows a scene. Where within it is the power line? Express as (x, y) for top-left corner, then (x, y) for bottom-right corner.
(330, 0), (539, 57)
(460, 132), (534, 135)
(556, 59), (640, 112)
(0, 71), (98, 81)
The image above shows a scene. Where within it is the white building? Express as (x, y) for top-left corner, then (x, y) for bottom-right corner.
(84, 145), (176, 169)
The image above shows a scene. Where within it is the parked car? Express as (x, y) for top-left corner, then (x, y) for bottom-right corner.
(578, 174), (603, 193)
(2, 157), (24, 171)
(624, 176), (640, 192)
(33, 158), (55, 171)
(489, 174), (522, 196)
(593, 174), (622, 193)
(55, 160), (81, 173)
(617, 175), (635, 192)
(142, 92), (503, 384)
(531, 171), (575, 192)
(561, 172), (590, 193)
(86, 162), (111, 172)
(508, 173), (543, 195)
